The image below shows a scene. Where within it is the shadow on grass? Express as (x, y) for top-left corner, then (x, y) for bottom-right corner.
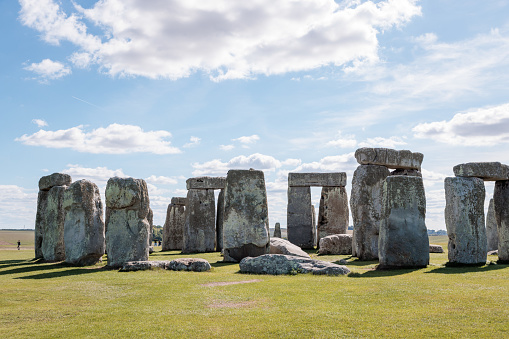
(348, 267), (422, 278)
(0, 258), (39, 269)
(15, 266), (106, 280)
(425, 262), (509, 274)
(210, 261), (238, 268)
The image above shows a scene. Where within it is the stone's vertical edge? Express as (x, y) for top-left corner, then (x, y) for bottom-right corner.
(274, 222), (282, 238)
(35, 190), (48, 259)
(444, 177), (487, 265)
(494, 180), (509, 262)
(216, 189), (225, 252)
(379, 176), (429, 268)
(311, 204), (317, 247)
(40, 185), (67, 261)
(287, 186), (314, 249)
(486, 198), (499, 252)
(350, 165), (390, 260)
(105, 177), (150, 268)
(182, 188), (216, 253)
(317, 186), (349, 247)
(148, 208), (154, 253)
(222, 169), (270, 262)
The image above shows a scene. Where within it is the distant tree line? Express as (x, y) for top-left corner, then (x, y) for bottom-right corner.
(152, 225), (163, 242)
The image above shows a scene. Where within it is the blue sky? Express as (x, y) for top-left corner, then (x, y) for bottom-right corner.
(1, 0), (509, 230)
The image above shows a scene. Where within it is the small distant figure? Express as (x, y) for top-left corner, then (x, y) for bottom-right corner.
(17, 240), (21, 250)
(158, 240), (161, 246)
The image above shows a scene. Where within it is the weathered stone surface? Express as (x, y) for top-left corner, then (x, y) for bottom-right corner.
(182, 189), (216, 253)
(270, 237), (310, 258)
(120, 260), (170, 271)
(486, 198), (499, 252)
(35, 190), (48, 259)
(274, 222), (281, 238)
(429, 244), (444, 253)
(391, 168), (422, 177)
(355, 148), (423, 170)
(37, 185), (68, 261)
(38, 173), (72, 191)
(288, 172), (346, 187)
(494, 180), (509, 263)
(216, 189), (225, 252)
(148, 208), (154, 253)
(171, 197), (187, 205)
(317, 187), (349, 246)
(453, 162), (509, 181)
(445, 177), (487, 265)
(311, 205), (317, 246)
(223, 169), (270, 262)
(351, 165), (390, 260)
(239, 254), (350, 276)
(168, 258), (211, 272)
(105, 177), (151, 268)
(318, 234), (353, 255)
(162, 198), (186, 251)
(186, 176), (226, 190)
(287, 186), (315, 249)
(63, 180), (105, 266)
(379, 176), (429, 268)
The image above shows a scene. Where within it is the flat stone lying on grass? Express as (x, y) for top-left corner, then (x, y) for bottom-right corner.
(453, 162), (509, 181)
(355, 148), (423, 170)
(239, 254), (350, 276)
(429, 244), (444, 253)
(269, 237), (310, 258)
(318, 234), (353, 255)
(120, 258), (211, 272)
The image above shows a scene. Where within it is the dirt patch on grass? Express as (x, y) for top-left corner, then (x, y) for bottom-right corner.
(201, 279), (262, 287)
(207, 300), (258, 309)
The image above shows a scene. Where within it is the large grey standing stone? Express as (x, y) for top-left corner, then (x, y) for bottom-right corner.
(444, 177), (487, 265)
(287, 186), (315, 249)
(318, 234), (353, 255)
(63, 180), (105, 266)
(317, 186), (349, 246)
(216, 189), (225, 252)
(270, 237), (310, 258)
(274, 222), (282, 238)
(355, 148), (423, 170)
(453, 162), (509, 181)
(182, 189), (216, 253)
(105, 177), (151, 268)
(379, 176), (429, 268)
(494, 180), (509, 263)
(486, 198), (499, 252)
(162, 197), (186, 251)
(222, 169), (270, 262)
(350, 165), (390, 260)
(239, 254), (350, 276)
(35, 173), (72, 260)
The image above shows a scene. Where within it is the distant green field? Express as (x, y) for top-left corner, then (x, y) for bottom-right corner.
(0, 230), (34, 249)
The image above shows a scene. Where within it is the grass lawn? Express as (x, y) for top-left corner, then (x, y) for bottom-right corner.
(1, 233), (508, 338)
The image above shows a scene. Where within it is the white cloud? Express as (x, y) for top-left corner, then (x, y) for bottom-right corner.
(233, 135), (260, 145)
(145, 175), (178, 185)
(32, 119), (48, 127)
(291, 153), (357, 173)
(192, 153), (282, 176)
(358, 136), (407, 148)
(413, 103), (509, 146)
(281, 158), (302, 167)
(325, 131), (357, 148)
(19, 0), (421, 80)
(219, 144), (235, 151)
(15, 123), (181, 154)
(183, 136), (201, 148)
(0, 185), (38, 229)
(62, 164), (127, 187)
(24, 59), (71, 80)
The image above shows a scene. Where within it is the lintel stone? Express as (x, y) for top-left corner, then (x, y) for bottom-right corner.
(171, 197), (187, 205)
(288, 172), (346, 187)
(453, 162), (509, 181)
(355, 148), (423, 170)
(186, 177), (226, 190)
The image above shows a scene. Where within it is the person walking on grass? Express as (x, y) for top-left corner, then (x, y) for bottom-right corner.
(17, 240), (20, 250)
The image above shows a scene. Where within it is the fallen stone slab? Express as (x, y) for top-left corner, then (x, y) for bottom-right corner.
(186, 177), (226, 190)
(270, 238), (310, 258)
(429, 244), (444, 253)
(288, 172), (346, 187)
(239, 254), (350, 276)
(167, 258), (211, 272)
(453, 162), (509, 181)
(120, 260), (170, 271)
(318, 234), (353, 255)
(39, 173), (72, 191)
(355, 148), (423, 170)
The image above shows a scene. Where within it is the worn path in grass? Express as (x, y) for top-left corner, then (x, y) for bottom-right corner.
(1, 234), (508, 338)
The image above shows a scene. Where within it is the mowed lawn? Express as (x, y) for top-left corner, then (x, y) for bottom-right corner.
(1, 232), (508, 338)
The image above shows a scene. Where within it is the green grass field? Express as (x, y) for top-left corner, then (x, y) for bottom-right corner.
(1, 232), (508, 338)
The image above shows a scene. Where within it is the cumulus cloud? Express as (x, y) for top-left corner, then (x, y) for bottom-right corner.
(325, 131), (357, 148)
(291, 153), (357, 173)
(32, 119), (48, 127)
(233, 135), (260, 148)
(219, 144), (235, 151)
(0, 185), (38, 229)
(62, 164), (127, 187)
(413, 103), (509, 146)
(192, 153), (282, 176)
(19, 0), (421, 80)
(358, 136), (407, 148)
(183, 136), (201, 148)
(15, 123), (181, 154)
(145, 175), (178, 185)
(24, 59), (71, 81)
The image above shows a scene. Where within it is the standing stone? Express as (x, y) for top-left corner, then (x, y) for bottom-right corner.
(379, 176), (429, 268)
(350, 165), (390, 260)
(148, 208), (154, 253)
(317, 186), (349, 246)
(274, 222), (282, 238)
(486, 198), (499, 252)
(287, 186), (314, 249)
(223, 169), (270, 262)
(444, 177), (487, 265)
(182, 189), (216, 253)
(63, 179), (105, 266)
(311, 205), (317, 247)
(494, 180), (509, 263)
(216, 189), (225, 252)
(35, 173), (71, 261)
(162, 197), (186, 251)
(105, 177), (151, 268)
